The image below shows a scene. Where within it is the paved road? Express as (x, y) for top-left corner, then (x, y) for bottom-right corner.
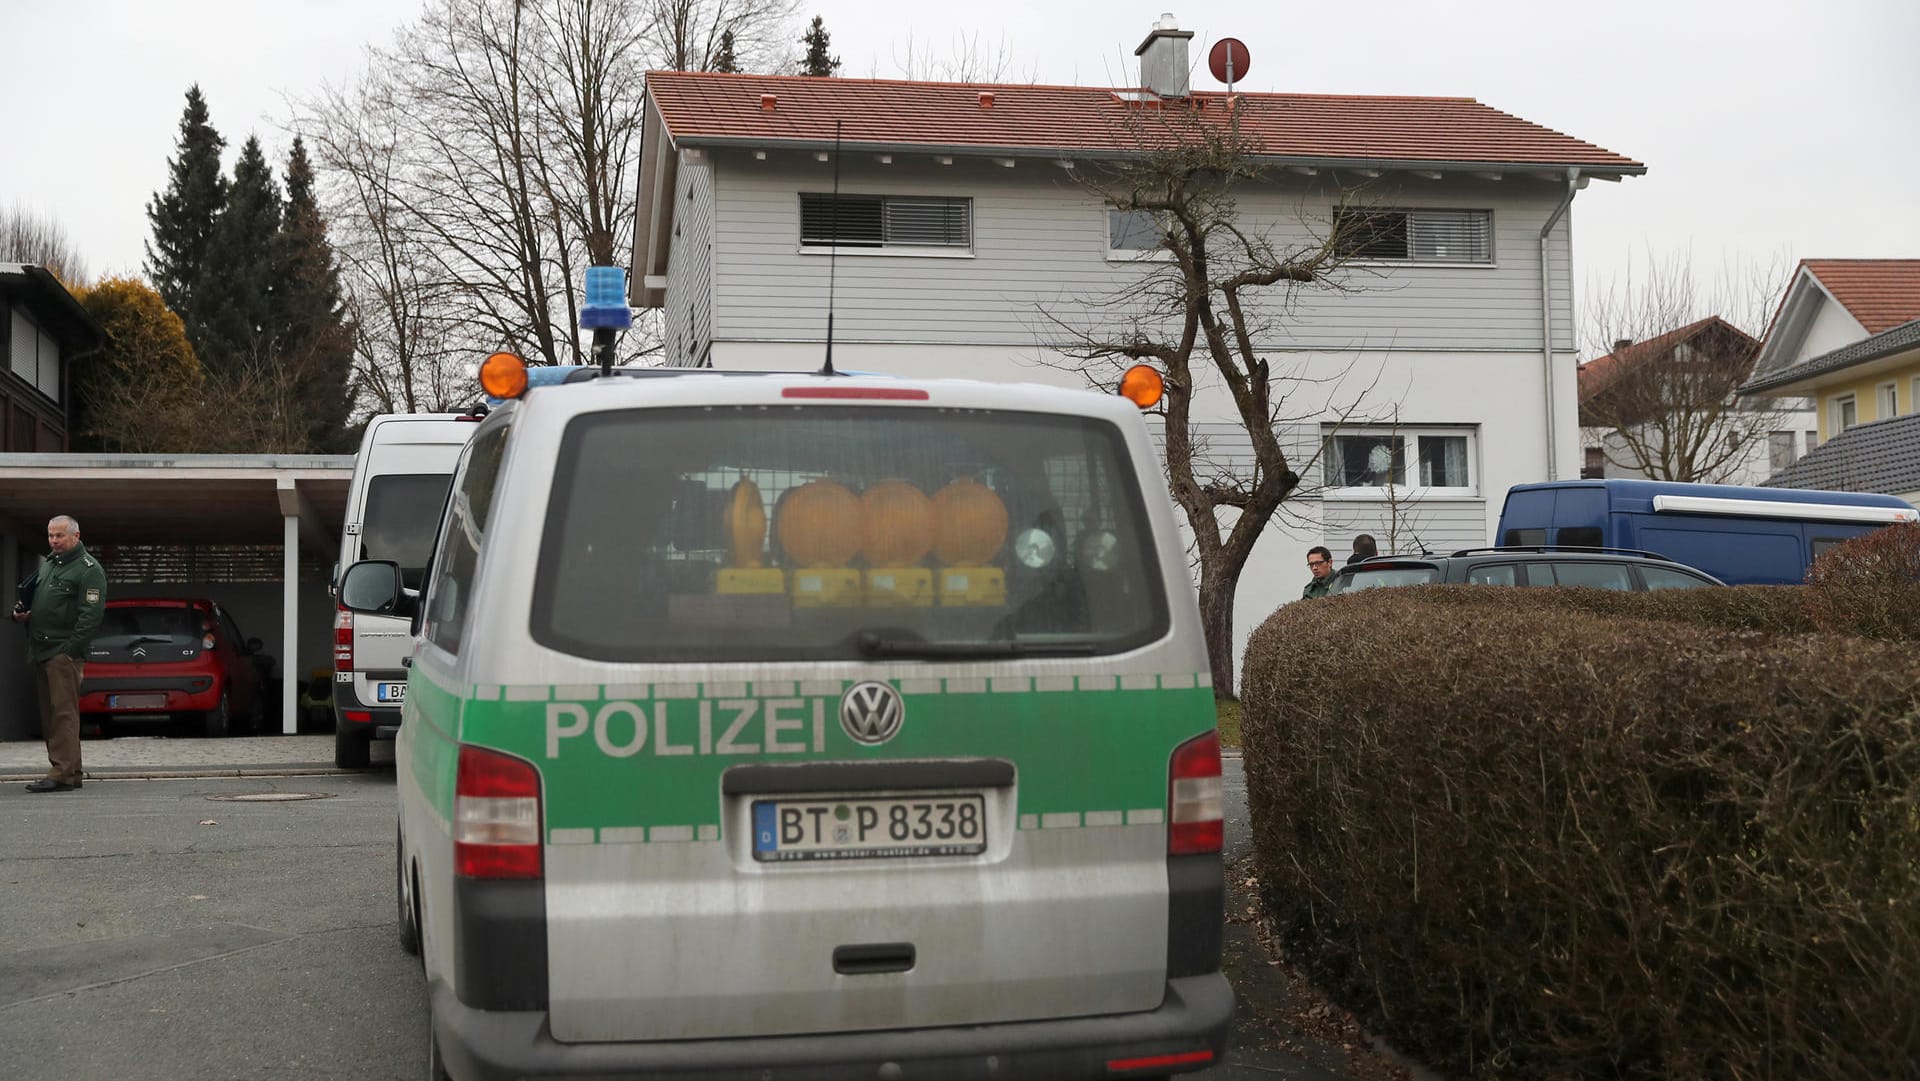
(1, 772), (419, 1080)
(0, 757), (1340, 1081)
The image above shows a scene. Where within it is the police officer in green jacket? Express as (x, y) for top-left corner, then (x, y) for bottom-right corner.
(12, 515), (108, 792)
(1301, 545), (1336, 600)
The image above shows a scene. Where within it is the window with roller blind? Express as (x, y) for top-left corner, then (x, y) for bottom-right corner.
(799, 193), (972, 252)
(1332, 208), (1495, 264)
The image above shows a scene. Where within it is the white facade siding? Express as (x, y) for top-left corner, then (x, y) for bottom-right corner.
(1796, 297), (1868, 368)
(661, 155), (716, 367)
(705, 151), (1576, 354)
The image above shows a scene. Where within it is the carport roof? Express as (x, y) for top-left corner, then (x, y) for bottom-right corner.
(0, 454), (354, 547)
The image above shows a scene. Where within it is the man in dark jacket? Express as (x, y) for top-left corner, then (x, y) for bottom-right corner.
(11, 515), (108, 792)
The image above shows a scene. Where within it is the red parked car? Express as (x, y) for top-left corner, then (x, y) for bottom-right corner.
(78, 599), (274, 738)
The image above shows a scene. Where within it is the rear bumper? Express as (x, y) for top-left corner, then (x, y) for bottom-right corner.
(333, 684), (402, 738)
(433, 973), (1233, 1081)
(78, 680), (219, 715)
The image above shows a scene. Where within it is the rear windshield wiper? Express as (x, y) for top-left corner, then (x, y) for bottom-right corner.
(122, 635), (178, 646)
(855, 632), (1100, 659)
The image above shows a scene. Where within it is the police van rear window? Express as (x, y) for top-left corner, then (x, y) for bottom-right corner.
(529, 405), (1169, 662)
(363, 473), (454, 577)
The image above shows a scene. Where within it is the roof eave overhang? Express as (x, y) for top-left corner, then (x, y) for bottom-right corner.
(0, 264), (105, 351)
(659, 132), (1645, 178)
(1739, 341), (1920, 397)
(632, 95), (679, 309)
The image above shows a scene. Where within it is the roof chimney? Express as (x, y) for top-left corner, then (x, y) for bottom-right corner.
(1613, 338), (1634, 354)
(1134, 13), (1194, 98)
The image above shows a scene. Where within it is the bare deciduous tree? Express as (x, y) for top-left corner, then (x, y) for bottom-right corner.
(299, 0), (696, 415)
(1, 203), (88, 286)
(886, 31), (1034, 83)
(1581, 250), (1801, 483)
(643, 0), (797, 73)
(1044, 105), (1369, 696)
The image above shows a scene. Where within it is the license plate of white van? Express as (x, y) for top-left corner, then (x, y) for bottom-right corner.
(376, 682), (406, 703)
(751, 794), (987, 861)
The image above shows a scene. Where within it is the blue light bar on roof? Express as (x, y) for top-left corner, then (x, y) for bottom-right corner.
(580, 265), (633, 330)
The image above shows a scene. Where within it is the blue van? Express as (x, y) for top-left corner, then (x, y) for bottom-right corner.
(1495, 480), (1917, 585)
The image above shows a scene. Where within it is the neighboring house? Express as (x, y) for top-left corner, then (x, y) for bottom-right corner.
(1737, 259), (1920, 507)
(1576, 316), (1813, 486)
(629, 18), (1645, 658)
(0, 262), (99, 452)
(1742, 317), (1920, 507)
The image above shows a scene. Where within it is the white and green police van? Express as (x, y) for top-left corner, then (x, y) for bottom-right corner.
(337, 356), (1232, 1080)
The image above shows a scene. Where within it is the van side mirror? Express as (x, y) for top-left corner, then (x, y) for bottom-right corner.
(339, 560), (418, 619)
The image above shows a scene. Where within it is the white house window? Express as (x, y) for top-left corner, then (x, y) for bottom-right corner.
(799, 193), (971, 250)
(1804, 429), (1818, 453)
(1833, 394), (1857, 432)
(1333, 208), (1494, 264)
(1912, 376), (1920, 416)
(1324, 427), (1477, 496)
(1768, 431), (1797, 472)
(1876, 381), (1898, 419)
(1106, 208), (1171, 260)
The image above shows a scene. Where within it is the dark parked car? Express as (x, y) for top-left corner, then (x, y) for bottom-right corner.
(78, 599), (275, 737)
(1327, 546), (1725, 595)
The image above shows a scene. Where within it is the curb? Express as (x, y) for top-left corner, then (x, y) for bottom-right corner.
(2, 765), (355, 783)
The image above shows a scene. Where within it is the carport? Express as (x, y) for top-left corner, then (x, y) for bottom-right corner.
(0, 453), (353, 739)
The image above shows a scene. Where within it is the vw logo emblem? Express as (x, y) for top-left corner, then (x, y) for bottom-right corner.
(839, 681), (904, 745)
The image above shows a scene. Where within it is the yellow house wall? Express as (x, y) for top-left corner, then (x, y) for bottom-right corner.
(1813, 353), (1920, 441)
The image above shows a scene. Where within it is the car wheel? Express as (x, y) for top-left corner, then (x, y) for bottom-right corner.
(397, 823), (421, 956)
(335, 722), (372, 769)
(202, 693), (232, 739)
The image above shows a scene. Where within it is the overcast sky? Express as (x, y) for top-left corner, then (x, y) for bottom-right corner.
(5, 0), (1915, 350)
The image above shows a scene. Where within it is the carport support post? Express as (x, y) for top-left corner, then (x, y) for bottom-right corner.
(282, 509), (298, 735)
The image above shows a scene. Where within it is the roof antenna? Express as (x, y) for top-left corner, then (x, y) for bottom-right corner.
(819, 120), (842, 376)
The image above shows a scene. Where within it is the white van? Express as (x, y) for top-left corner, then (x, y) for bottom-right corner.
(332, 412), (481, 767)
(338, 362), (1231, 1080)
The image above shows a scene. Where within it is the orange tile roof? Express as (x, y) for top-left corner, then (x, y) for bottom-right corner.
(1802, 259), (1920, 334)
(1577, 316), (1758, 403)
(645, 71), (1645, 171)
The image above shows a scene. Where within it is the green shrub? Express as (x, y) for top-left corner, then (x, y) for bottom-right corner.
(1242, 586), (1920, 1080)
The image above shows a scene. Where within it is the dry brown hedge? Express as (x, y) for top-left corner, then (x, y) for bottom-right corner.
(1242, 585), (1920, 1080)
(1804, 522), (1920, 641)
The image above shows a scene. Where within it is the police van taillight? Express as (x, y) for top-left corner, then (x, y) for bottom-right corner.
(454, 746), (543, 880)
(1168, 730), (1224, 856)
(332, 606), (353, 671)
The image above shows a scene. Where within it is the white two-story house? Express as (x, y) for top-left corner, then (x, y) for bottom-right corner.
(628, 19), (1644, 663)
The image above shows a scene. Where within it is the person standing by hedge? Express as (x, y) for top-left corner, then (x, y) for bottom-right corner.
(1302, 546), (1336, 599)
(11, 515), (108, 793)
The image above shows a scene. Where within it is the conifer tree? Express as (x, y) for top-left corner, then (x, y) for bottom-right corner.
(713, 29), (741, 73)
(195, 136), (283, 379)
(144, 86), (227, 345)
(275, 137), (353, 452)
(797, 16), (839, 76)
